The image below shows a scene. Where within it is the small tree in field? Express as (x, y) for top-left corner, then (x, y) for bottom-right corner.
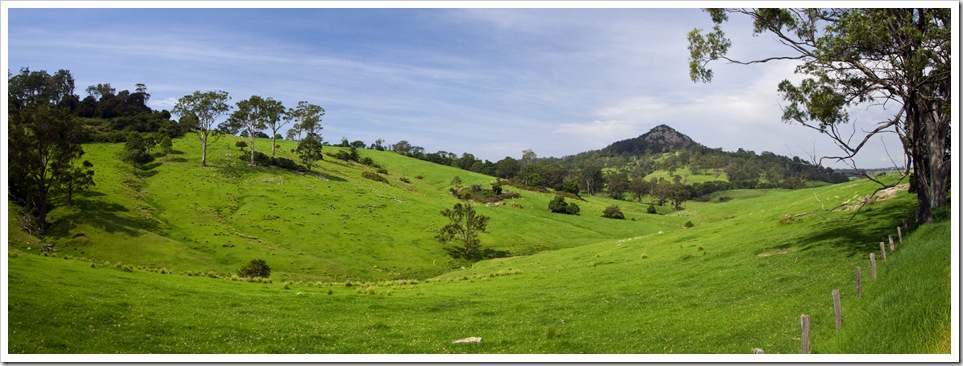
(295, 133), (324, 171)
(436, 202), (490, 260)
(238, 259), (271, 278)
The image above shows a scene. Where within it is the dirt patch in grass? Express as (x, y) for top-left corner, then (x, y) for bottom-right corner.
(758, 247), (796, 257)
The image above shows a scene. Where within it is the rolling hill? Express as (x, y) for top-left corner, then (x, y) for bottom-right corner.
(5, 134), (950, 357)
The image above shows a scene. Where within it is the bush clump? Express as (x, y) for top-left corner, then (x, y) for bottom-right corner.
(647, 204), (658, 214)
(238, 151), (306, 172)
(684, 220), (695, 228)
(549, 195), (580, 215)
(602, 205), (625, 219)
(362, 171), (389, 184)
(238, 259), (271, 278)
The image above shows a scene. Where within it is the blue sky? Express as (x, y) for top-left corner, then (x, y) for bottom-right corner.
(4, 4), (908, 169)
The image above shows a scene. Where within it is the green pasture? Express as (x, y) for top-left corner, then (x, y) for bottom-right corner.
(5, 136), (950, 355)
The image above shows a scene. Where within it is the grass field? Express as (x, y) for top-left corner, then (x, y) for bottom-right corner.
(4, 136), (952, 358)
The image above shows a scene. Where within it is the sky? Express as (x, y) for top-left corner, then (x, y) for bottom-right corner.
(3, 2), (919, 169)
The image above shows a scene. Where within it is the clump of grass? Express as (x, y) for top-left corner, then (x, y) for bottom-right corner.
(546, 327), (558, 339)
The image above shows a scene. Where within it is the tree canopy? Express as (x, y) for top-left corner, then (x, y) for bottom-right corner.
(688, 8), (951, 222)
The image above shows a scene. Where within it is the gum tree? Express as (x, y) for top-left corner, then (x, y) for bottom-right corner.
(688, 8), (950, 222)
(8, 68), (88, 231)
(172, 90), (231, 167)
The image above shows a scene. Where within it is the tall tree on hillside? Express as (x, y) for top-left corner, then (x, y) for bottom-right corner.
(578, 165), (604, 196)
(605, 170), (630, 200)
(688, 8), (951, 222)
(226, 95), (284, 164)
(286, 101), (324, 141)
(260, 97), (287, 157)
(8, 68), (88, 231)
(172, 90), (231, 167)
(287, 101), (325, 171)
(436, 202), (490, 260)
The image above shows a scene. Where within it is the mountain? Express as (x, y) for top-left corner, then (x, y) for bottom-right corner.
(601, 124), (703, 156)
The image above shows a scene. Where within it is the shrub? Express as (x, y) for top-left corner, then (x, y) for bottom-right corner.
(647, 204), (658, 214)
(360, 156), (374, 166)
(362, 171), (389, 183)
(235, 141), (247, 150)
(602, 205), (625, 219)
(238, 259), (271, 278)
(565, 202), (581, 215)
(400, 177), (411, 184)
(377, 167), (389, 175)
(492, 182), (503, 195)
(684, 220), (695, 228)
(548, 195), (568, 213)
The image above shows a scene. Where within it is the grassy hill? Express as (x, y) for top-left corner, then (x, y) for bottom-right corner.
(5, 135), (950, 356)
(15, 136), (686, 282)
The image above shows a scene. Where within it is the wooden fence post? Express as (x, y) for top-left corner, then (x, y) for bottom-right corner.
(855, 267), (862, 299)
(870, 253), (877, 280)
(897, 226), (903, 244)
(800, 314), (811, 354)
(832, 289), (842, 331)
(880, 242), (887, 262)
(889, 235), (895, 252)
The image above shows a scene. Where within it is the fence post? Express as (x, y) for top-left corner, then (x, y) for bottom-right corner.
(832, 289), (842, 331)
(870, 253), (877, 280)
(889, 235), (895, 252)
(880, 242), (887, 262)
(897, 226), (903, 244)
(855, 267), (862, 299)
(800, 314), (811, 354)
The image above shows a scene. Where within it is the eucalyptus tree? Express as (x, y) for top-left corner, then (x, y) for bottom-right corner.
(286, 101), (325, 140)
(172, 90), (231, 167)
(688, 8), (951, 222)
(226, 95), (285, 164)
(287, 101), (325, 170)
(8, 68), (87, 231)
(260, 97), (287, 156)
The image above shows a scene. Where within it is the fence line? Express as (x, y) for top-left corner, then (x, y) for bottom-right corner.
(767, 217), (915, 354)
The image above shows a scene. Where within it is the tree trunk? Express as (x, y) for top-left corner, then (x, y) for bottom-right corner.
(250, 131), (256, 165)
(200, 133), (208, 167)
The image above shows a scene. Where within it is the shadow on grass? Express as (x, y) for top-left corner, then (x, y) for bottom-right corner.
(50, 197), (160, 238)
(793, 199), (915, 256)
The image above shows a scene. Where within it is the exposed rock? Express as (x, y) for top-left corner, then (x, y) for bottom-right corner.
(452, 337), (482, 344)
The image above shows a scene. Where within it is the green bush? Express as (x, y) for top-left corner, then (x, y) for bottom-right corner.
(235, 141), (247, 150)
(565, 202), (581, 215)
(684, 220), (695, 228)
(238, 259), (271, 278)
(362, 171), (389, 183)
(602, 205), (625, 219)
(647, 204), (658, 214)
(549, 195), (568, 213)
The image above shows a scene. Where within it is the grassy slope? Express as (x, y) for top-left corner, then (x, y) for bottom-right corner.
(817, 217), (952, 353)
(8, 140), (946, 354)
(30, 137), (682, 282)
